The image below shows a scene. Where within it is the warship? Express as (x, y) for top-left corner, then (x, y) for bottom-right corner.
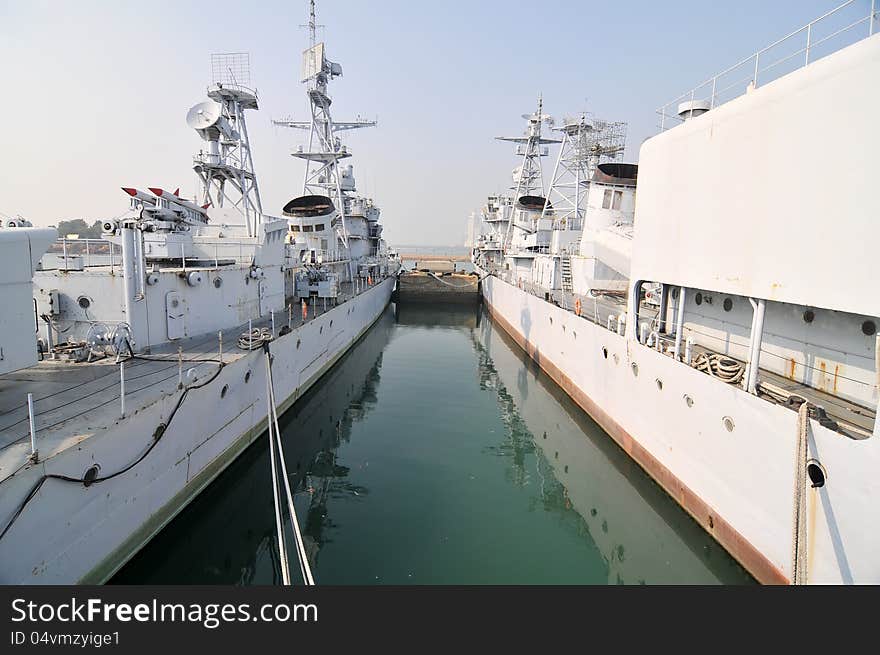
(0, 2), (398, 584)
(473, 0), (879, 583)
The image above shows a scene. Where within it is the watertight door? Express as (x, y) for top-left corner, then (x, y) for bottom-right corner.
(165, 291), (186, 340)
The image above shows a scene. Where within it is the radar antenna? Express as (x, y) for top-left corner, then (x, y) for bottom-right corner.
(273, 0), (375, 250)
(497, 95), (560, 251)
(189, 53), (263, 236)
(541, 113), (627, 229)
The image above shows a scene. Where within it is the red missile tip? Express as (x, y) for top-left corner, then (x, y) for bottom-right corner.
(148, 188), (164, 197)
(122, 187), (137, 197)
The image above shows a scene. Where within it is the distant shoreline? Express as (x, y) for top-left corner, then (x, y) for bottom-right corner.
(399, 253), (470, 262)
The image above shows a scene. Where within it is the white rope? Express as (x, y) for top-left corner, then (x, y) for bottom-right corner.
(266, 353), (315, 586)
(791, 401), (810, 585)
(265, 355), (291, 585)
(238, 327), (273, 350)
(691, 352), (745, 385)
(426, 272), (478, 289)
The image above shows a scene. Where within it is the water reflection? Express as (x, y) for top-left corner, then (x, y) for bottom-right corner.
(471, 309), (753, 584)
(115, 301), (752, 585)
(113, 308), (394, 584)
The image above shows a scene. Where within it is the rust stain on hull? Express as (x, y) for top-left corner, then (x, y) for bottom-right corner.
(484, 292), (789, 585)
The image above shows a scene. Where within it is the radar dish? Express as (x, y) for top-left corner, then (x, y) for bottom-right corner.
(186, 101), (223, 131)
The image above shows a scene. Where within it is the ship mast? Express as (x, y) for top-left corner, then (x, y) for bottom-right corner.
(273, 0), (375, 249)
(190, 53), (263, 237)
(541, 114), (626, 229)
(497, 96), (559, 250)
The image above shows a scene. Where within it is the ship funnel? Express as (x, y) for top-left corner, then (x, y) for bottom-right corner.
(283, 195), (336, 218)
(677, 100), (710, 121)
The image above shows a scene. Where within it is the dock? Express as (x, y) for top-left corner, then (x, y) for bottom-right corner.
(397, 267), (480, 305)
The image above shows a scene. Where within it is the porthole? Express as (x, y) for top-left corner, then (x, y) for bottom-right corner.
(573, 331), (577, 339)
(694, 292), (703, 306)
(330, 320), (333, 328)
(807, 460), (827, 488)
(862, 320), (877, 336)
(244, 369), (251, 383)
(723, 298), (733, 312)
(213, 277), (223, 288)
(220, 384), (228, 399)
(296, 339), (301, 349)
(602, 347), (608, 359)
(549, 316), (553, 325)
(655, 378), (663, 391)
(722, 416), (735, 432)
(562, 325), (566, 333)
(683, 394), (694, 408)
(803, 310), (815, 324)
(77, 295), (92, 310)
(631, 362), (639, 377)
(82, 464), (100, 487)
(319, 325), (323, 334)
(613, 353), (619, 365)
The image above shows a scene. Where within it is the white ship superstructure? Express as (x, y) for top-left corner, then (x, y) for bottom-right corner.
(274, 1), (394, 301)
(0, 5), (397, 584)
(473, 1), (880, 583)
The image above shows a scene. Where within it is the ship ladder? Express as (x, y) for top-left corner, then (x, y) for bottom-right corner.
(561, 256), (573, 294)
(790, 401), (810, 585)
(264, 348), (315, 586)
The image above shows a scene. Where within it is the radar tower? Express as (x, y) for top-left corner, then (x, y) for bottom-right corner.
(188, 53), (263, 237)
(541, 114), (626, 228)
(273, 0), (376, 248)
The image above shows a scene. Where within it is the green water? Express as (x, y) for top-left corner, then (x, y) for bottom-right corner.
(114, 304), (753, 585)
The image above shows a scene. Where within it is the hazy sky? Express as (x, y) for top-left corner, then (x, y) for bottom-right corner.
(0, 0), (840, 246)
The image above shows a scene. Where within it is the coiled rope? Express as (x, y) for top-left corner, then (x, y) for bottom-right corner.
(691, 352), (745, 385)
(238, 327), (274, 350)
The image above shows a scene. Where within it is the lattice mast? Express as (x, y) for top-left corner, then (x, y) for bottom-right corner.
(541, 115), (626, 228)
(272, 0), (375, 248)
(190, 53), (263, 237)
(497, 96), (559, 250)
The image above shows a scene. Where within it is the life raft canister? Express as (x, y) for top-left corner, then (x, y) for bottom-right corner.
(575, 298), (582, 316)
(301, 299), (308, 321)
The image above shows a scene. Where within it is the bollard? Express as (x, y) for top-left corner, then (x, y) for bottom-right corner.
(178, 347), (183, 389)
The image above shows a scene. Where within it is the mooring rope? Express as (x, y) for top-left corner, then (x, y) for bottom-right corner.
(264, 353), (291, 586)
(239, 327), (274, 350)
(791, 401), (810, 585)
(266, 354), (315, 586)
(264, 348), (315, 586)
(426, 272), (478, 289)
(691, 352), (745, 385)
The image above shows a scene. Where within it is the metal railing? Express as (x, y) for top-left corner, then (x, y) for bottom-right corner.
(658, 0), (877, 130)
(48, 238), (120, 270)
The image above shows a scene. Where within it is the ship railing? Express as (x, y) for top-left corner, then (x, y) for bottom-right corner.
(491, 268), (626, 335)
(657, 0), (878, 131)
(47, 237), (120, 271)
